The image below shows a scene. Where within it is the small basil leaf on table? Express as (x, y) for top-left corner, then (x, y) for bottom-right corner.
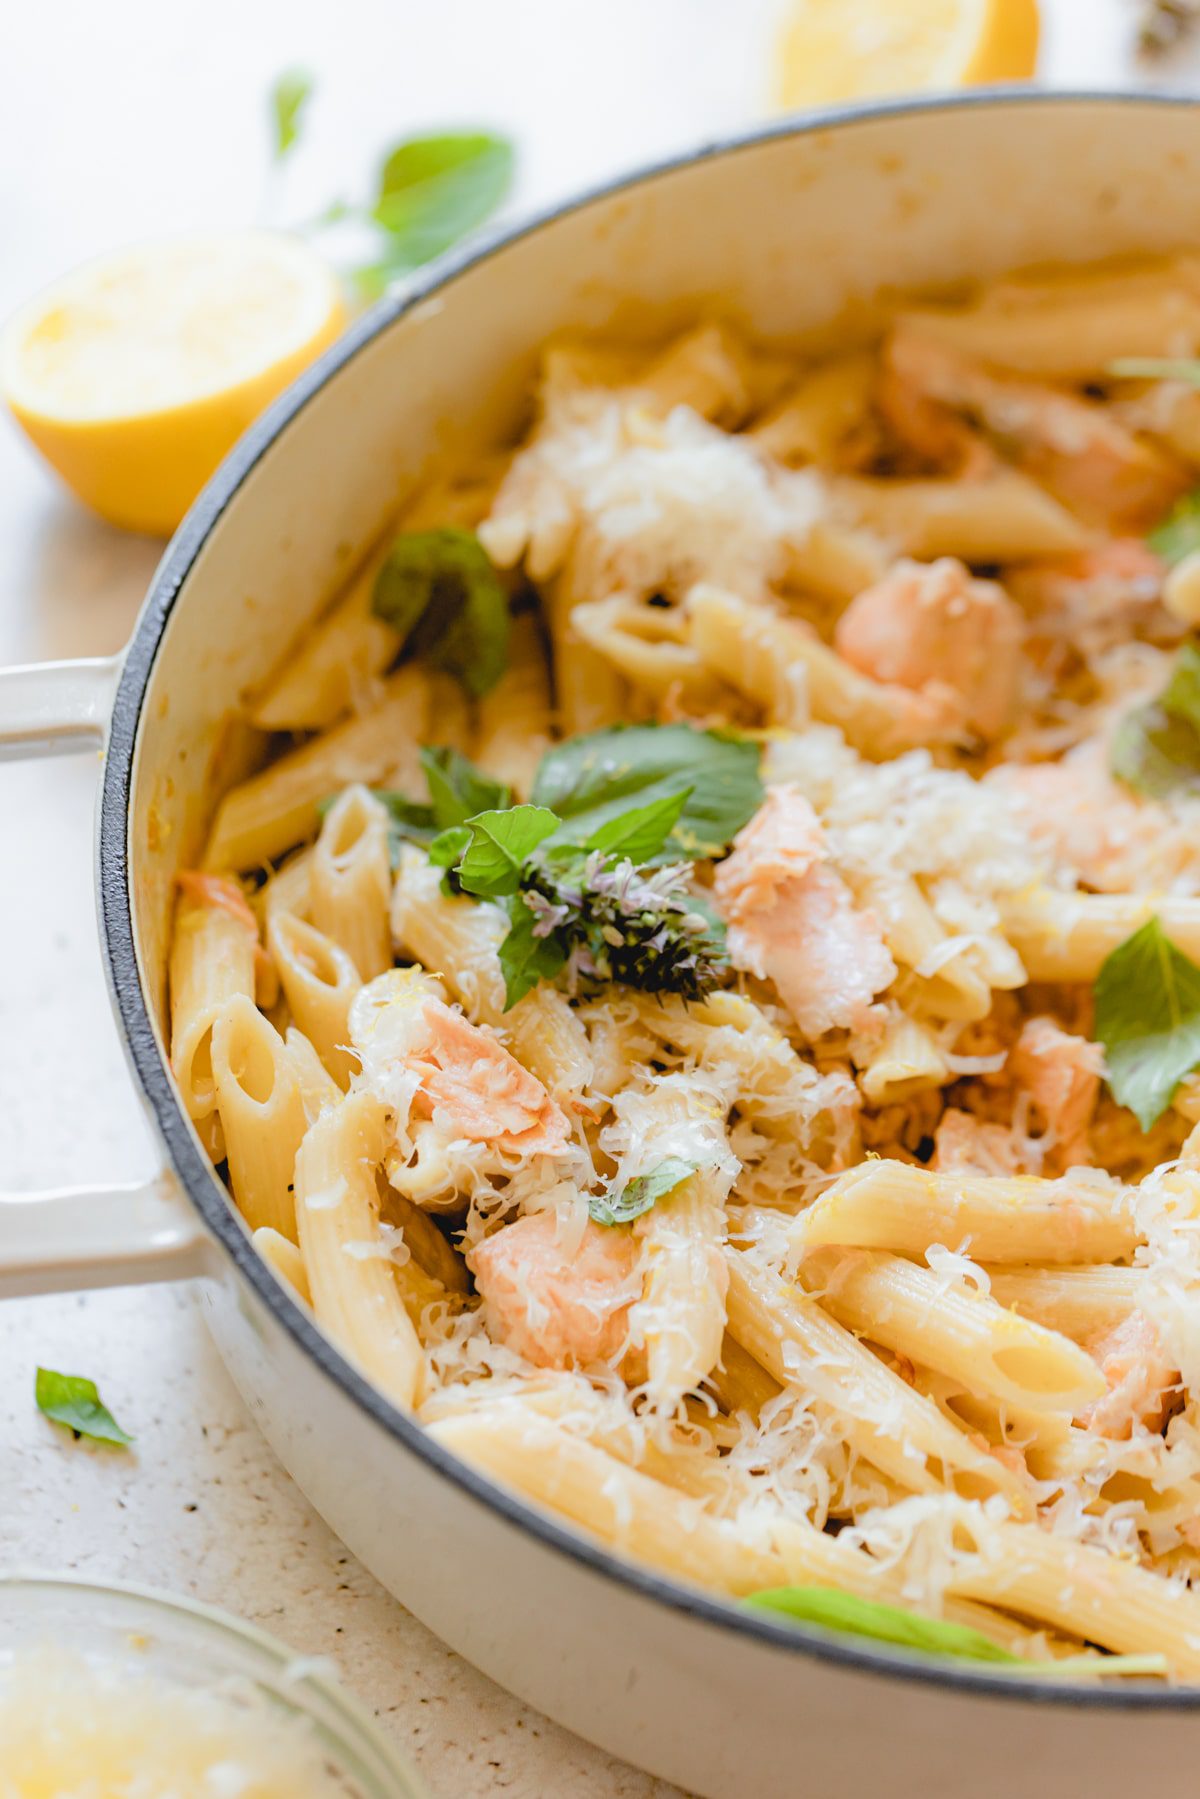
(744, 1587), (1017, 1663)
(1094, 915), (1200, 1128)
(372, 528), (510, 697)
(269, 68), (313, 162)
(589, 1158), (698, 1227)
(532, 723), (763, 859)
(36, 1368), (133, 1446)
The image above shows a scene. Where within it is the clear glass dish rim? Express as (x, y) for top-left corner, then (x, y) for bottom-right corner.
(0, 1569), (428, 1798)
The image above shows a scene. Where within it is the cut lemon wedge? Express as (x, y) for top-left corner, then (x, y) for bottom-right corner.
(1, 232), (347, 536)
(774, 0), (1040, 109)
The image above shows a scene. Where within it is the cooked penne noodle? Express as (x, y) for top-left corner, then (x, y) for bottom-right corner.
(984, 1266), (1142, 1343)
(309, 785), (393, 982)
(857, 1007), (951, 1105)
(472, 612), (553, 798)
(252, 1226), (312, 1303)
(169, 889), (258, 1127)
(294, 1089), (425, 1408)
(687, 584), (959, 756)
(831, 468), (1087, 562)
(1002, 889), (1200, 981)
(267, 912), (361, 1088)
(205, 667), (430, 871)
(725, 1253), (1029, 1511)
(428, 1407), (785, 1595)
(250, 542), (399, 733)
(211, 995), (308, 1240)
(803, 1247), (1106, 1414)
(751, 352), (875, 465)
(798, 1161), (1141, 1265)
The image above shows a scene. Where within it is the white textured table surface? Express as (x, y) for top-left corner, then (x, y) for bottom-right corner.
(0, 3), (1190, 1793)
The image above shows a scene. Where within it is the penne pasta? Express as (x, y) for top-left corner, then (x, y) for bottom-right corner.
(267, 912), (361, 1088)
(725, 1252), (1029, 1512)
(211, 995), (308, 1240)
(168, 887), (258, 1128)
(802, 1247), (1107, 1415)
(798, 1160), (1142, 1265)
(294, 1089), (425, 1408)
(309, 784), (393, 982)
(205, 667), (430, 871)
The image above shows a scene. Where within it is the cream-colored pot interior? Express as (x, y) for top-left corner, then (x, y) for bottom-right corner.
(110, 95), (1200, 1799)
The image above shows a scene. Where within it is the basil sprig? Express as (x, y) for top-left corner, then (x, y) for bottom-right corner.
(372, 528), (510, 698)
(445, 723), (760, 1008)
(370, 746), (508, 870)
(1095, 915), (1200, 1129)
(1110, 642), (1200, 800)
(532, 723), (764, 860)
(36, 1368), (133, 1447)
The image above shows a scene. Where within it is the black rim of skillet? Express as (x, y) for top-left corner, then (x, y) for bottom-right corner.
(98, 86), (1200, 1711)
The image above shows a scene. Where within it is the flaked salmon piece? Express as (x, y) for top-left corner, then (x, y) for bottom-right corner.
(470, 1210), (640, 1370)
(883, 328), (1189, 531)
(1009, 1016), (1102, 1169)
(412, 1002), (569, 1156)
(932, 1107), (1029, 1177)
(352, 969), (569, 1157)
(833, 557), (1023, 741)
(1080, 1313), (1179, 1439)
(714, 788), (896, 1041)
(984, 750), (1167, 894)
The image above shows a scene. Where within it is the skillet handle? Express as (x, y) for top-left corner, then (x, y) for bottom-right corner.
(0, 654), (123, 759)
(0, 1175), (211, 1299)
(0, 650), (213, 1295)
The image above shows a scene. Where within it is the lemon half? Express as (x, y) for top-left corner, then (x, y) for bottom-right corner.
(2, 232), (346, 536)
(775, 0), (1040, 109)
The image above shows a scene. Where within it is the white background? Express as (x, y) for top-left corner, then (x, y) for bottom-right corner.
(0, 3), (1195, 1793)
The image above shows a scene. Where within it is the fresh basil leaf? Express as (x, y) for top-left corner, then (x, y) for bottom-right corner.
(585, 788), (691, 863)
(36, 1368), (133, 1447)
(1094, 915), (1200, 1128)
(428, 823), (472, 868)
(355, 132), (514, 294)
(589, 1157), (698, 1228)
(1110, 357), (1200, 386)
(269, 68), (313, 161)
(744, 1587), (1017, 1664)
(370, 790), (439, 864)
(420, 745), (509, 830)
(372, 528), (509, 697)
(1148, 488), (1200, 566)
(456, 806), (561, 898)
(1110, 642), (1200, 799)
(533, 724), (763, 859)
(498, 893), (569, 1010)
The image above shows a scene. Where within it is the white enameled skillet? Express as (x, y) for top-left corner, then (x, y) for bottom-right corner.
(4, 91), (1200, 1799)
